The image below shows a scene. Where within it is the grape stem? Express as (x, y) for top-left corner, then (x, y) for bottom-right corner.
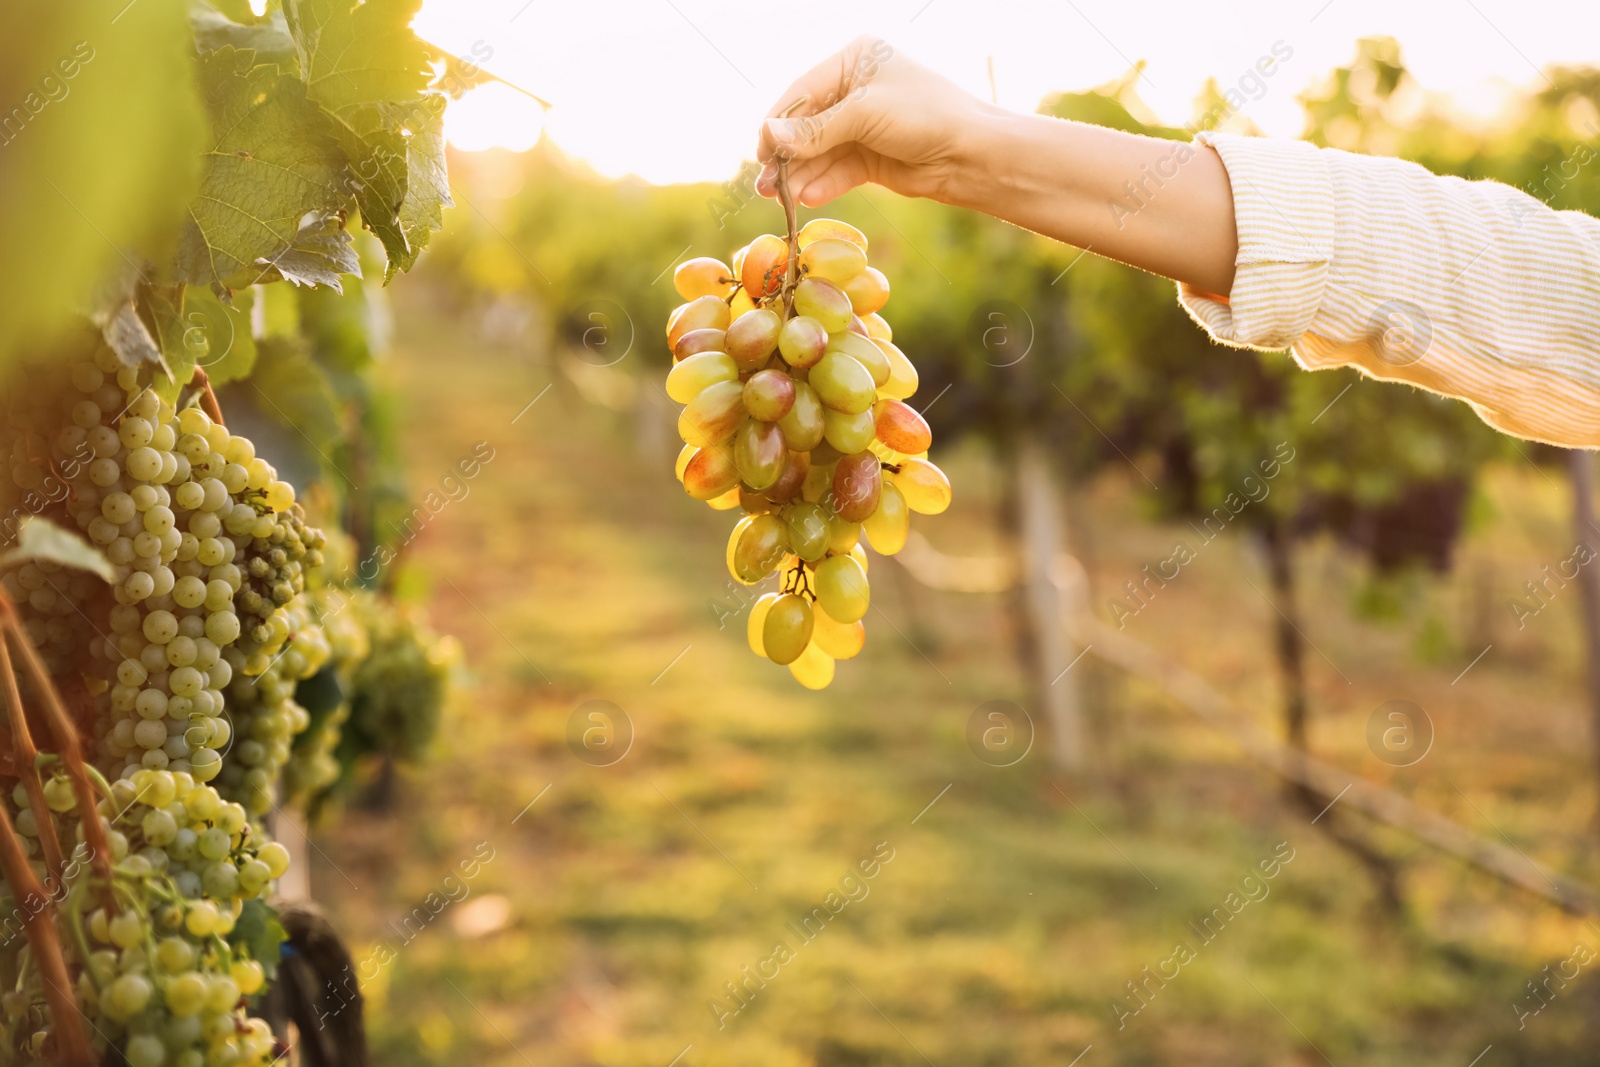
(0, 593), (119, 914)
(775, 94), (809, 320)
(192, 367), (226, 427)
(0, 637), (67, 894)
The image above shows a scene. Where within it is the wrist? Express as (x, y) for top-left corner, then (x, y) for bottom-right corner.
(945, 103), (1041, 213)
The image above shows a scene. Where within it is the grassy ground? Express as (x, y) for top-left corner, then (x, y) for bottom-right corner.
(310, 296), (1600, 1066)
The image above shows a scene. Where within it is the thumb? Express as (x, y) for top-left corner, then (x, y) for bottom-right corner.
(763, 94), (868, 164)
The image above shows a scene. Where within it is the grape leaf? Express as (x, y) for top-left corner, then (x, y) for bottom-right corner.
(191, 4), (297, 69)
(390, 101), (452, 280)
(176, 47), (348, 289)
(230, 898), (288, 981)
(252, 209), (361, 293)
(246, 337), (345, 475)
(2, 516), (114, 583)
(285, 0), (434, 273)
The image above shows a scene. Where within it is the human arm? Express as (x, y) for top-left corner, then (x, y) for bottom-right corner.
(757, 38), (1600, 448)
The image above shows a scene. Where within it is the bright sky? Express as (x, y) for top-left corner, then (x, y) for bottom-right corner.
(414, 0), (1600, 184)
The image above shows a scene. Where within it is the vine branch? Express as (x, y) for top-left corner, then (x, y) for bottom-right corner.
(192, 367), (226, 427)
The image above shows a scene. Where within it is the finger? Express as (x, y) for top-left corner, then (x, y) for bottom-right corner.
(756, 37), (875, 162)
(756, 143), (851, 200)
(794, 151), (874, 207)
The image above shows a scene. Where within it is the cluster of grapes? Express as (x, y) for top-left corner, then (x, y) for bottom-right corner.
(3, 768), (285, 1066)
(666, 218), (952, 688)
(215, 598), (330, 817)
(0, 349), (332, 1063)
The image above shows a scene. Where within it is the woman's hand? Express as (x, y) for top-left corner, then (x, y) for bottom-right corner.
(755, 39), (1240, 297)
(755, 36), (994, 208)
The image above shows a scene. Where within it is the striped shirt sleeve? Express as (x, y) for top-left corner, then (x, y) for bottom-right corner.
(1177, 130), (1600, 448)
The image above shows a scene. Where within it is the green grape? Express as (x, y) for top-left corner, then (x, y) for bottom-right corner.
(778, 315), (828, 369)
(809, 352), (875, 414)
(730, 513), (788, 584)
(762, 593), (813, 665)
(743, 369), (796, 421)
(777, 382), (825, 450)
(815, 555), (870, 623)
(733, 420), (787, 491)
(826, 514), (861, 554)
(783, 502), (830, 562)
(764, 450), (809, 505)
(822, 408), (876, 454)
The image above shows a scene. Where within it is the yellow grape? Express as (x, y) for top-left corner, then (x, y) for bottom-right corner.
(801, 459), (836, 503)
(726, 514), (753, 577)
(843, 266), (890, 314)
(850, 543), (870, 574)
(730, 512), (789, 583)
(666, 351), (739, 404)
(813, 603), (865, 659)
(667, 295), (730, 348)
(782, 501), (830, 561)
(862, 312), (892, 341)
(888, 457), (951, 515)
(763, 593), (814, 665)
(815, 554), (870, 623)
(679, 380), (745, 447)
(788, 642), (836, 689)
(875, 339), (918, 400)
(798, 238), (867, 286)
(809, 351), (875, 414)
(674, 443), (695, 482)
(709, 486), (742, 510)
(826, 513), (860, 553)
(778, 381), (825, 450)
(792, 277), (852, 333)
(729, 288), (757, 319)
(822, 407), (876, 454)
(798, 217), (868, 252)
(748, 592), (780, 657)
(862, 481), (909, 555)
(828, 331), (890, 386)
(674, 257), (736, 300)
(683, 445), (741, 500)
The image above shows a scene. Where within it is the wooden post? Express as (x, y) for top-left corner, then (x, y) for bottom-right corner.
(1015, 435), (1084, 770)
(1566, 450), (1600, 834)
